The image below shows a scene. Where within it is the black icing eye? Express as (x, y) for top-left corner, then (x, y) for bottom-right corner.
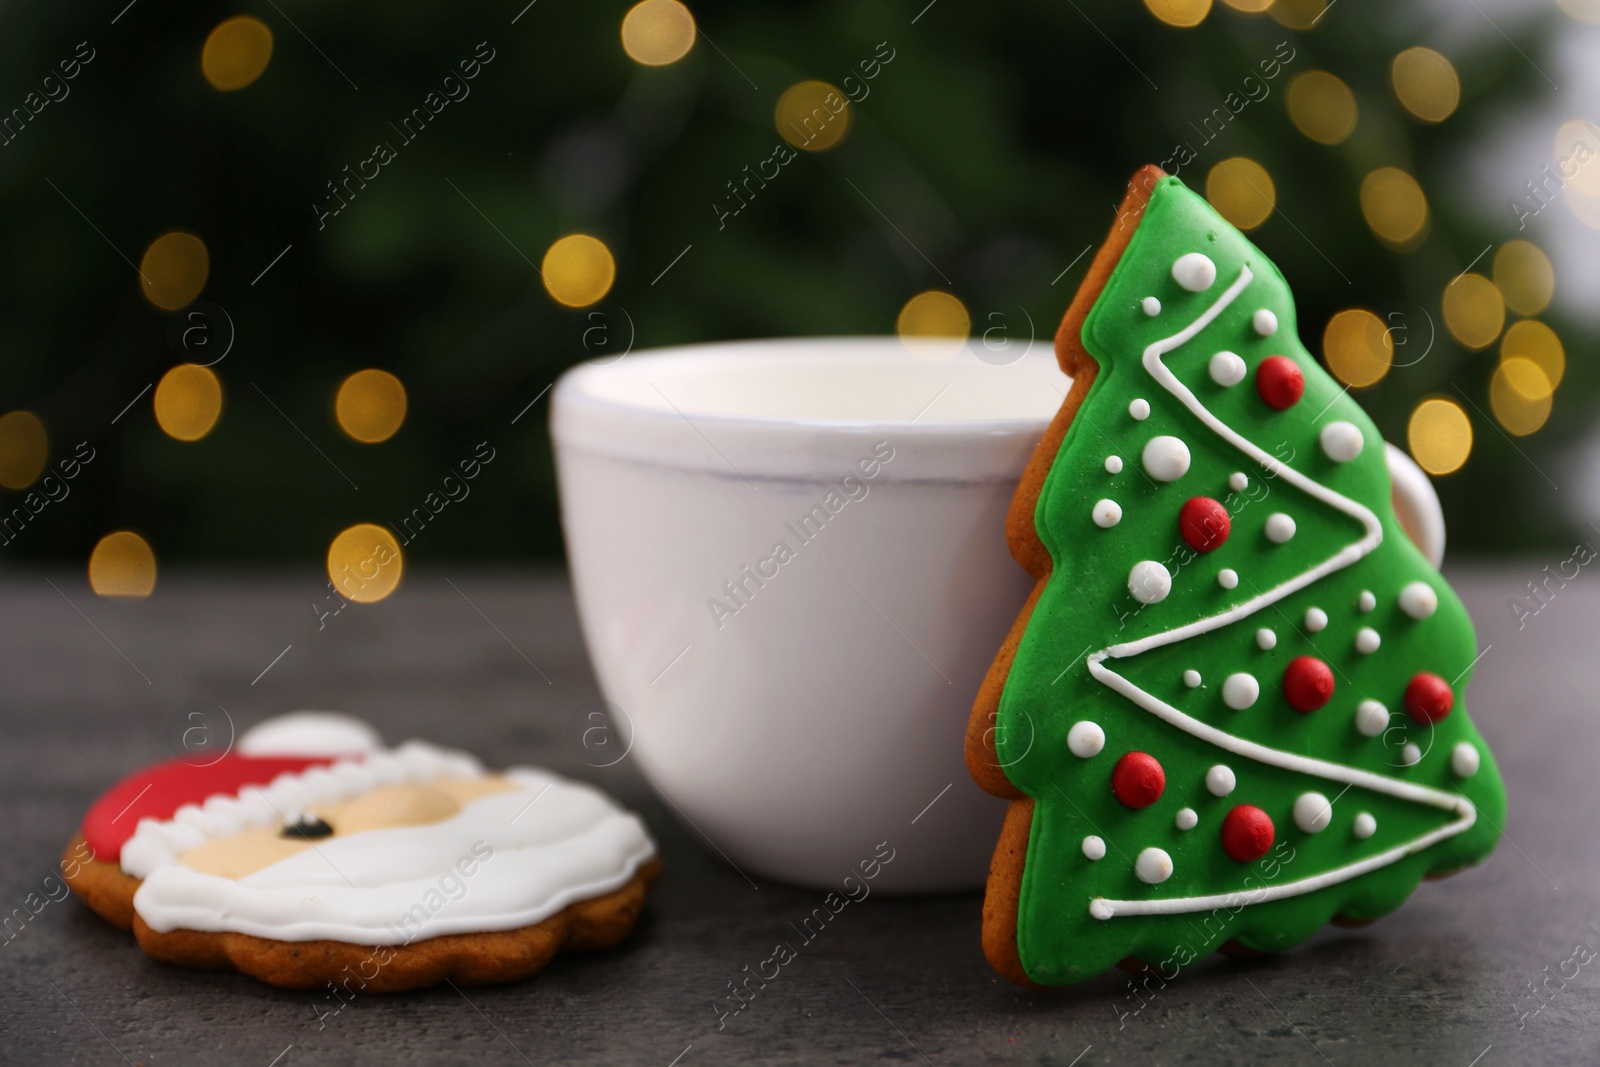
(281, 815), (334, 840)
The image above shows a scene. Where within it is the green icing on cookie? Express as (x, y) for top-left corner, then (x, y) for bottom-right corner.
(992, 175), (1506, 986)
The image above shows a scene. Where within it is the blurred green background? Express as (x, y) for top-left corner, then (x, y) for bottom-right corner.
(0, 0), (1592, 574)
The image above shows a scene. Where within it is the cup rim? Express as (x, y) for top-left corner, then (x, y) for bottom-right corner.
(553, 335), (1064, 435)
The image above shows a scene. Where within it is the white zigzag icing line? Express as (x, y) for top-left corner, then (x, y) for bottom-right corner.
(1084, 264), (1475, 920)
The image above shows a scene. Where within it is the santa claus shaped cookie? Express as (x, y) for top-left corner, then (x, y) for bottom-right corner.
(965, 167), (1506, 985)
(65, 711), (659, 991)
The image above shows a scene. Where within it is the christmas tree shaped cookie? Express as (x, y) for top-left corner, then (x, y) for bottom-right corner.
(965, 167), (1506, 986)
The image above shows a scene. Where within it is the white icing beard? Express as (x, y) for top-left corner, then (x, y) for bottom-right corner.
(131, 769), (656, 944)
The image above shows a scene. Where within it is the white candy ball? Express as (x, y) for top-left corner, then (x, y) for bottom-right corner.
(1172, 252), (1216, 292)
(1142, 435), (1191, 481)
(1265, 512), (1297, 543)
(1356, 699), (1389, 737)
(1320, 420), (1365, 462)
(1093, 499), (1123, 528)
(1206, 764), (1236, 796)
(1209, 351), (1247, 387)
(1222, 672), (1260, 710)
(1399, 581), (1438, 619)
(1136, 846), (1174, 884)
(1067, 720), (1105, 759)
(1128, 560), (1172, 604)
(1294, 792), (1333, 833)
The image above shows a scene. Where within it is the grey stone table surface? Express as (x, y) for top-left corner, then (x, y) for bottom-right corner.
(1, 565), (1596, 1067)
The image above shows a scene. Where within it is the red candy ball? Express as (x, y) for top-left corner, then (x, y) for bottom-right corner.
(1405, 672), (1454, 724)
(1221, 804), (1275, 862)
(1256, 355), (1305, 410)
(1111, 751), (1165, 809)
(1179, 497), (1231, 553)
(1283, 656), (1335, 712)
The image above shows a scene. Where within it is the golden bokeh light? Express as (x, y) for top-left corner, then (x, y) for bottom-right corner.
(1490, 358), (1553, 436)
(1145, 0), (1212, 27)
(1492, 240), (1554, 316)
(0, 410), (48, 490)
(201, 15), (273, 91)
(541, 234), (616, 308)
(140, 232), (210, 311)
(327, 524), (404, 605)
(1321, 309), (1393, 388)
(1407, 398), (1472, 476)
(1501, 319), (1565, 390)
(1555, 0), (1600, 21)
(1495, 355), (1554, 402)
(1566, 183), (1600, 230)
(1286, 71), (1357, 145)
(1359, 167), (1428, 245)
(1269, 0), (1326, 28)
(335, 370), (407, 444)
(775, 81), (851, 152)
(620, 0), (696, 66)
(1205, 157), (1276, 230)
(1221, 0), (1272, 10)
(896, 290), (970, 357)
(153, 364), (223, 441)
(1553, 119), (1600, 198)
(1441, 273), (1505, 350)
(1391, 47), (1460, 123)
(89, 531), (157, 600)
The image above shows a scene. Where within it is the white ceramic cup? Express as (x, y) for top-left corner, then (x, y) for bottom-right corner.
(551, 337), (1446, 893)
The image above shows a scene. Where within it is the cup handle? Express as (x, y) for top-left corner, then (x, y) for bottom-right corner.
(1384, 442), (1446, 569)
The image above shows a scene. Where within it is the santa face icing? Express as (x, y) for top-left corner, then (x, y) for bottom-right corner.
(84, 713), (656, 945)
